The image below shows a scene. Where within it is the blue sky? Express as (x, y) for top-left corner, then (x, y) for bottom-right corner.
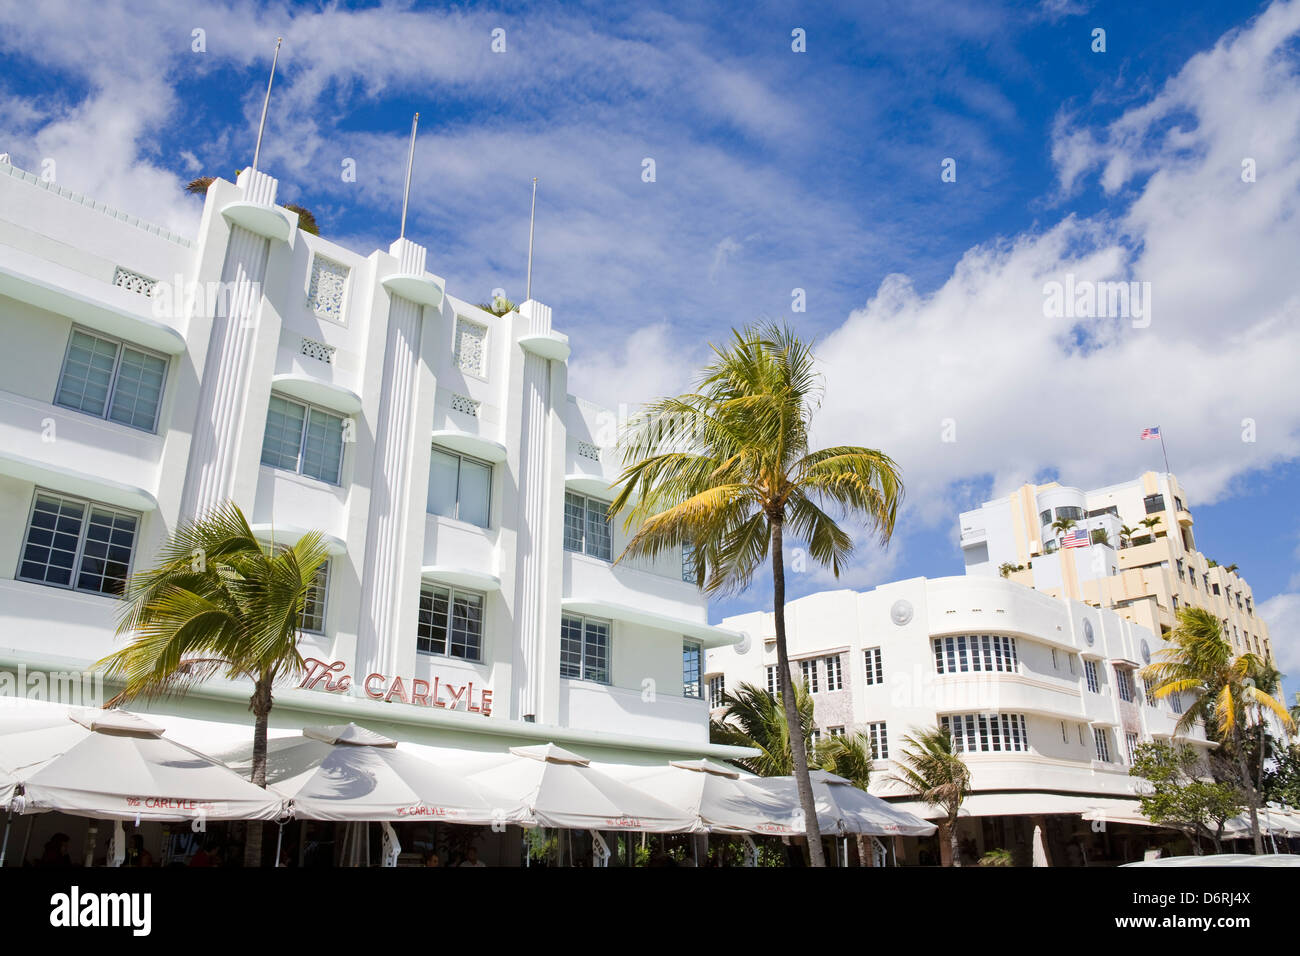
(1, 0), (1298, 697)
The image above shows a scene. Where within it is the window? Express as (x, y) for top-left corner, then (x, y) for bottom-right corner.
(808, 728), (821, 752)
(1055, 506), (1083, 521)
(1084, 659), (1100, 693)
(1087, 506), (1118, 518)
(1143, 494), (1165, 515)
(564, 492), (612, 561)
(1116, 668), (1134, 703)
(260, 394), (345, 485)
(453, 317), (488, 377)
(1078, 725), (1085, 746)
(1093, 728), (1112, 762)
(1172, 595), (1180, 611)
(55, 328), (167, 432)
(1069, 654), (1076, 675)
(681, 541), (698, 583)
(1236, 593), (1243, 610)
(865, 722), (889, 760)
(300, 562), (329, 634)
(1212, 583), (1220, 596)
(1174, 496), (1185, 512)
(824, 654), (844, 691)
(1143, 678), (1157, 707)
(941, 714), (1029, 753)
(828, 726), (845, 738)
(708, 675), (726, 709)
(766, 665), (779, 697)
(560, 614), (610, 683)
(933, 635), (1019, 674)
(863, 647), (883, 686)
(1051, 647), (1059, 670)
(799, 658), (819, 693)
(418, 584), (485, 661)
(682, 641), (702, 699)
(1246, 597), (1252, 615)
(1125, 732), (1140, 765)
(1168, 690), (1183, 714)
(19, 491), (139, 596)
(1039, 509), (1052, 526)
(427, 446), (492, 527)
(1060, 721), (1068, 743)
(1175, 558), (1185, 581)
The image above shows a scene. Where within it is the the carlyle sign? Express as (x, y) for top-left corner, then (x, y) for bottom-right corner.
(298, 658), (493, 716)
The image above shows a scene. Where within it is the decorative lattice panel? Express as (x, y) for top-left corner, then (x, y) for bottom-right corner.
(112, 267), (158, 297)
(453, 318), (488, 376)
(308, 255), (349, 322)
(450, 393), (481, 417)
(300, 337), (336, 365)
(576, 440), (601, 461)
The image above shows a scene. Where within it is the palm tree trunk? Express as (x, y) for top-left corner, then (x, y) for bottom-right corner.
(770, 516), (825, 867)
(243, 675), (273, 867)
(949, 811), (962, 867)
(1233, 724), (1263, 855)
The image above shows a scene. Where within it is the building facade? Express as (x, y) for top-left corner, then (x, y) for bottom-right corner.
(0, 157), (746, 770)
(708, 575), (1210, 864)
(959, 472), (1273, 663)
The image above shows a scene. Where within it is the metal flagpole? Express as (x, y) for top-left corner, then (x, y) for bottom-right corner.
(525, 177), (538, 300)
(1158, 426), (1171, 475)
(399, 113), (420, 239)
(251, 37), (283, 174)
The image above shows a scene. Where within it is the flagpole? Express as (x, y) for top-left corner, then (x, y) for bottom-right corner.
(1158, 426), (1171, 475)
(525, 177), (538, 301)
(251, 37), (283, 174)
(399, 112), (420, 240)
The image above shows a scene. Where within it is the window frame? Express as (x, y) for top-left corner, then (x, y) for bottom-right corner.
(799, 658), (819, 694)
(865, 721), (889, 760)
(17, 489), (141, 598)
(299, 560), (330, 635)
(824, 654), (844, 691)
(864, 646), (883, 686)
(427, 444), (494, 528)
(559, 613), (611, 684)
(260, 393), (347, 486)
(563, 491), (613, 562)
(54, 325), (169, 433)
(1084, 659), (1100, 693)
(708, 674), (726, 709)
(417, 581), (486, 662)
(682, 640), (703, 699)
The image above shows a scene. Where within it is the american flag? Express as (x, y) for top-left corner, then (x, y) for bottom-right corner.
(1140, 426), (1160, 440)
(1061, 528), (1090, 549)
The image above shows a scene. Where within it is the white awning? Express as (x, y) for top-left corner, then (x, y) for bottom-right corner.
(431, 429), (508, 464)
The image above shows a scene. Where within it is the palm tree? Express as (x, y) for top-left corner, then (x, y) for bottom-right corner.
(1248, 661), (1285, 802)
(1119, 524), (1138, 548)
(96, 503), (330, 867)
(816, 731), (878, 865)
(1139, 516), (1162, 541)
(186, 175), (320, 235)
(613, 323), (903, 867)
(475, 294), (517, 316)
(1140, 607), (1295, 854)
(709, 680), (816, 777)
(890, 727), (971, 866)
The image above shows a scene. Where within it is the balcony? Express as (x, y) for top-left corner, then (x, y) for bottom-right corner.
(559, 679), (709, 743)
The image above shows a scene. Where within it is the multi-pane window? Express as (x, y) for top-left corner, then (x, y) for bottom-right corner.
(300, 562), (329, 634)
(1116, 668), (1134, 703)
(808, 728), (821, 752)
(1039, 509), (1052, 526)
(260, 394), (345, 485)
(1084, 659), (1100, 693)
(417, 584), (484, 661)
(427, 446), (492, 528)
(799, 658), (819, 693)
(1051, 647), (1059, 670)
(1093, 728), (1112, 762)
(828, 726), (845, 738)
(1055, 506), (1083, 521)
(1125, 732), (1140, 765)
(55, 328), (167, 432)
(682, 641), (702, 699)
(865, 722), (889, 760)
(933, 635), (1019, 674)
(941, 714), (1030, 753)
(19, 492), (139, 597)
(863, 647), (883, 685)
(681, 541), (698, 584)
(563, 492), (612, 561)
(560, 614), (610, 683)
(708, 675), (726, 709)
(1176, 558), (1185, 581)
(766, 665), (780, 697)
(824, 655), (844, 691)
(1060, 721), (1068, 743)
(1143, 494), (1165, 514)
(1143, 678), (1157, 707)
(1168, 690), (1183, 714)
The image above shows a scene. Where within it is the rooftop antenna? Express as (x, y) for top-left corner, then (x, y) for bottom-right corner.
(525, 177), (538, 300)
(251, 37), (283, 175)
(399, 112), (420, 239)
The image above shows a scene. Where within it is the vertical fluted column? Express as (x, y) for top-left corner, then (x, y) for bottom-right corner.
(180, 169), (278, 520)
(356, 239), (427, 676)
(514, 300), (554, 720)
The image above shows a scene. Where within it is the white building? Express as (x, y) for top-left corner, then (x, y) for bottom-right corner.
(708, 575), (1209, 865)
(0, 156), (751, 806)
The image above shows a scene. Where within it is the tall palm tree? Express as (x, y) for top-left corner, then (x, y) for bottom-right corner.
(709, 680), (817, 777)
(96, 503), (330, 867)
(186, 175), (320, 235)
(1049, 517), (1076, 550)
(1248, 661), (1285, 803)
(475, 294), (517, 316)
(1139, 515), (1162, 540)
(1119, 524), (1138, 548)
(613, 323), (903, 867)
(890, 727), (971, 866)
(816, 731), (877, 865)
(1140, 607), (1295, 854)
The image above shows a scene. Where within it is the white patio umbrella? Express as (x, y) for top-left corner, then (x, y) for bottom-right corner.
(0, 708), (283, 822)
(221, 723), (510, 825)
(469, 743), (697, 833)
(745, 771), (936, 837)
(618, 758), (807, 835)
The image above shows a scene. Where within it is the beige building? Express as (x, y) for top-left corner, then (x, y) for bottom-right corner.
(959, 471), (1272, 663)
